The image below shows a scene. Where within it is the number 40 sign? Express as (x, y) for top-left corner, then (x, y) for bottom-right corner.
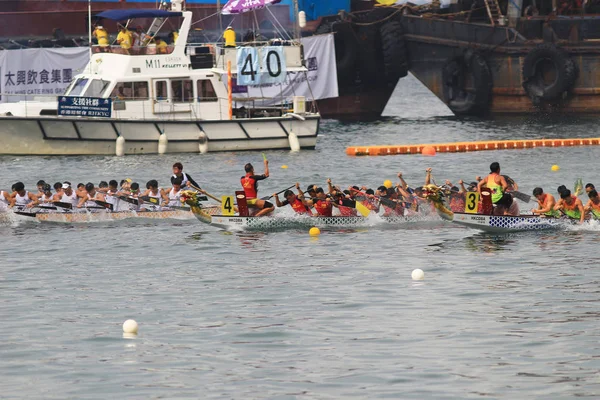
(236, 47), (287, 86)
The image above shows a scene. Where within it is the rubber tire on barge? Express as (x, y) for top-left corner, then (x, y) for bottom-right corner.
(522, 43), (577, 104)
(442, 50), (492, 116)
(379, 20), (408, 87)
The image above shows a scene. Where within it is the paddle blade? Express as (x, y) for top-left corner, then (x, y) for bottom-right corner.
(141, 196), (160, 205)
(355, 201), (371, 217)
(512, 191), (531, 203)
(262, 152), (267, 161)
(574, 178), (583, 196)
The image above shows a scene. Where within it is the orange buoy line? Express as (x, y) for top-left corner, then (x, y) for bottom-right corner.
(345, 138), (600, 156)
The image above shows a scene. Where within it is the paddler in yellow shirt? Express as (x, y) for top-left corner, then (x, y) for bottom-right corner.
(117, 24), (133, 54)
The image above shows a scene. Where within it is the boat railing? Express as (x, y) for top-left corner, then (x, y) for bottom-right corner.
(91, 44), (175, 56)
(0, 93), (317, 120)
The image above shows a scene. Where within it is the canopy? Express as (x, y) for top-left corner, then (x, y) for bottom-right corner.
(221, 0), (282, 15)
(96, 9), (183, 21)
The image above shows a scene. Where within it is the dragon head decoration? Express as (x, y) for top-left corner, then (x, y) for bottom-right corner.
(180, 190), (199, 207)
(422, 184), (454, 221)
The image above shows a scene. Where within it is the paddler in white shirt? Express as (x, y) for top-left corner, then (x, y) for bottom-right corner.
(9, 182), (39, 209)
(140, 179), (169, 210)
(78, 182), (106, 209)
(172, 162), (200, 189)
(54, 182), (80, 207)
(163, 177), (183, 207)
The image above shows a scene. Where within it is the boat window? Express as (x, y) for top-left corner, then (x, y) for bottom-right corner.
(110, 82), (150, 101)
(171, 79), (193, 103)
(155, 80), (168, 101)
(84, 79), (111, 97)
(197, 80), (218, 102)
(68, 78), (89, 96)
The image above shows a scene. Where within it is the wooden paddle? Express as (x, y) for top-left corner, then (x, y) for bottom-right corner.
(189, 184), (221, 203)
(261, 185), (295, 200)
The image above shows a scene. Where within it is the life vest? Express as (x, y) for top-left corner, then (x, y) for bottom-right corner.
(562, 196), (581, 219)
(487, 174), (504, 203)
(241, 174), (258, 199)
(289, 196), (310, 214)
(314, 199), (332, 217)
(168, 188), (182, 206)
(15, 191), (31, 206)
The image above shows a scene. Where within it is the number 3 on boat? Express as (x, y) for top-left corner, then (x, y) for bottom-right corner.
(465, 192), (480, 214)
(221, 196), (235, 216)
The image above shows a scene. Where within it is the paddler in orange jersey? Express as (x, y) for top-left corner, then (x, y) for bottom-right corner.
(531, 187), (560, 218)
(274, 183), (313, 215)
(584, 189), (600, 220)
(241, 159), (274, 217)
(477, 162), (514, 215)
(305, 187), (333, 217)
(554, 188), (585, 224)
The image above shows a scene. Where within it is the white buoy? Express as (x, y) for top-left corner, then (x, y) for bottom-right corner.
(411, 269), (425, 280)
(115, 136), (125, 157)
(123, 319), (138, 334)
(198, 130), (208, 154)
(298, 11), (307, 28)
(288, 131), (300, 152)
(158, 132), (168, 154)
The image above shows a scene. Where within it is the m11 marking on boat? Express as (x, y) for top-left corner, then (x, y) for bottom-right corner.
(57, 96), (112, 118)
(145, 59), (189, 69)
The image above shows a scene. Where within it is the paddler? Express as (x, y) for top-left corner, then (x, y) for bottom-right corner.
(39, 184), (54, 206)
(274, 183), (313, 215)
(584, 189), (600, 220)
(327, 179), (357, 216)
(163, 177), (184, 207)
(9, 182), (38, 209)
(554, 189), (585, 224)
(54, 182), (80, 207)
(241, 160), (274, 217)
(78, 182), (106, 209)
(477, 162), (513, 215)
(140, 180), (168, 210)
(172, 162), (200, 189)
(585, 183), (595, 194)
(531, 187), (560, 218)
(305, 187), (333, 216)
(36, 180), (47, 197)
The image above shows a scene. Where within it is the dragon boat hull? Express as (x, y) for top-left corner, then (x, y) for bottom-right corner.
(450, 213), (564, 233)
(190, 205), (437, 231)
(2, 209), (194, 223)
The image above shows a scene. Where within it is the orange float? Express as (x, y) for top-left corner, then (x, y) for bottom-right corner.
(345, 137), (600, 156)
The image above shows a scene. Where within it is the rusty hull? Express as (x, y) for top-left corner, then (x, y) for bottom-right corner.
(402, 15), (600, 115)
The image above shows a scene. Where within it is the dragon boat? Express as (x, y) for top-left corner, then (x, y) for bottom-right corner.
(0, 206), (210, 224)
(424, 185), (574, 233)
(182, 191), (438, 231)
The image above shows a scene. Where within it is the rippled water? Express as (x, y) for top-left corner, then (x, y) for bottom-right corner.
(3, 76), (600, 399)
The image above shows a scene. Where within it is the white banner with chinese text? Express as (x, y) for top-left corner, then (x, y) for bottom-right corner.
(244, 33), (338, 105)
(0, 48), (89, 103)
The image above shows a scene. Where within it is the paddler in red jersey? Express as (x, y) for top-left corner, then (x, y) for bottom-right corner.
(274, 183), (313, 215)
(241, 159), (274, 217)
(306, 187), (333, 217)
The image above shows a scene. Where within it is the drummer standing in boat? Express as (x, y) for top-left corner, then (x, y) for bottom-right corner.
(477, 162), (513, 215)
(241, 159), (274, 217)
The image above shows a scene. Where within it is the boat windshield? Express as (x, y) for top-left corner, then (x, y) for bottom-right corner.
(67, 78), (89, 96)
(84, 79), (111, 98)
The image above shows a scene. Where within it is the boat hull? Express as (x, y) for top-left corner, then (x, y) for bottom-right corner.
(0, 116), (319, 155)
(3, 209), (194, 223)
(451, 213), (563, 233)
(193, 210), (436, 231)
